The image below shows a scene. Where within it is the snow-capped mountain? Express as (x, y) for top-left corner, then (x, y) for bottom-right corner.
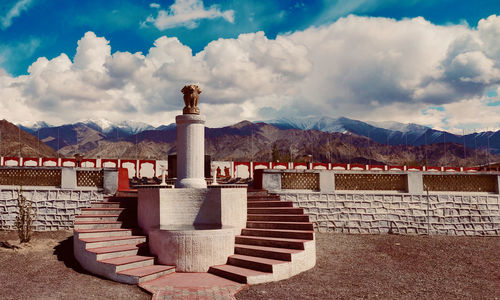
(367, 120), (429, 134)
(21, 119), (156, 136)
(268, 116), (430, 135)
(18, 121), (52, 132)
(267, 116), (350, 133)
(266, 116), (500, 153)
(80, 119), (155, 135)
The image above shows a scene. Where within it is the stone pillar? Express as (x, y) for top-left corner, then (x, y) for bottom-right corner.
(175, 114), (207, 188)
(262, 170), (281, 191)
(407, 172), (423, 194)
(103, 169), (119, 195)
(319, 171), (335, 192)
(61, 168), (77, 189)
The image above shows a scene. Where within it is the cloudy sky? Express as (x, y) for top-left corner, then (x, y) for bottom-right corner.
(0, 0), (499, 131)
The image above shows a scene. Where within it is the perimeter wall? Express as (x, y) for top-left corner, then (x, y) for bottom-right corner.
(260, 170), (500, 235)
(0, 188), (104, 231)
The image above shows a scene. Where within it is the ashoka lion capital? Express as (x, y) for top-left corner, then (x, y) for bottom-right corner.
(181, 84), (201, 115)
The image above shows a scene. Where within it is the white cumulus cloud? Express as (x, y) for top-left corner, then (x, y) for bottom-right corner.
(1, 0), (32, 30)
(143, 0), (234, 30)
(1, 15), (500, 132)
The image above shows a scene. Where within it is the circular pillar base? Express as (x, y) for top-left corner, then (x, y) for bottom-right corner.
(149, 225), (234, 272)
(175, 177), (207, 189)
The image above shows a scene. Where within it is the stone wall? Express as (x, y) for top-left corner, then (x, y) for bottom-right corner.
(0, 188), (104, 231)
(260, 169), (500, 194)
(279, 192), (500, 236)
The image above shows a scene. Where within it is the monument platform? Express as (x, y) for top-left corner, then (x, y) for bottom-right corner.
(149, 224), (235, 272)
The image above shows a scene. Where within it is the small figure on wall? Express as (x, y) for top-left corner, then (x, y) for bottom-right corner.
(181, 84), (202, 115)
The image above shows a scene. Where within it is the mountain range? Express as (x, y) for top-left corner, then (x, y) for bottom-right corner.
(4, 116), (499, 166)
(268, 116), (500, 154)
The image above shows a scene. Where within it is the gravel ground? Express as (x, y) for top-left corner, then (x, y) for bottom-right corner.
(1, 231), (499, 300)
(236, 233), (500, 300)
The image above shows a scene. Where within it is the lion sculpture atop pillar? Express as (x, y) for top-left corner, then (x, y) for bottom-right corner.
(181, 84), (202, 115)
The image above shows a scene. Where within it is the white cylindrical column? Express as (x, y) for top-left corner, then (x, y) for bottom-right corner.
(175, 114), (207, 188)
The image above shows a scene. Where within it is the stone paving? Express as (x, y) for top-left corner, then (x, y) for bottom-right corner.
(140, 272), (245, 300)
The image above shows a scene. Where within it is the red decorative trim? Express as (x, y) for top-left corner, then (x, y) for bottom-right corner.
(426, 166), (441, 172)
(253, 162), (269, 168)
(61, 158), (76, 166)
(331, 163), (348, 170)
(388, 165), (404, 171)
(101, 159), (118, 168)
(292, 162), (308, 169)
(350, 163), (366, 170)
(271, 162), (288, 169)
(41, 157), (58, 166)
(80, 158), (96, 167)
(3, 156), (20, 166)
(22, 157), (39, 166)
(407, 166), (423, 171)
(312, 162), (328, 169)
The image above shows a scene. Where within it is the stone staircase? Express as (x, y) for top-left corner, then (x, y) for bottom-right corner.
(209, 189), (316, 284)
(73, 192), (175, 284)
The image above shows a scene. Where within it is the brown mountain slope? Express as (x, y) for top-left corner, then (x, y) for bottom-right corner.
(83, 140), (175, 160)
(0, 120), (58, 157)
(76, 121), (497, 166)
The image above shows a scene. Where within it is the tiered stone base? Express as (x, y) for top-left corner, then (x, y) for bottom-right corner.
(73, 193), (175, 284)
(209, 189), (316, 284)
(73, 188), (316, 288)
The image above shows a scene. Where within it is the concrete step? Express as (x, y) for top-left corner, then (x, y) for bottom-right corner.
(248, 207), (304, 215)
(110, 191), (138, 199)
(75, 214), (121, 222)
(246, 221), (314, 231)
(81, 235), (147, 249)
(235, 244), (301, 261)
(90, 201), (122, 208)
(208, 264), (272, 284)
(246, 189), (270, 197)
(247, 195), (281, 201)
(99, 255), (154, 272)
(74, 221), (123, 230)
(235, 235), (306, 250)
(74, 228), (132, 239)
(81, 208), (125, 215)
(228, 254), (287, 273)
(117, 265), (175, 283)
(247, 214), (310, 222)
(247, 201), (293, 208)
(242, 228), (314, 240)
(87, 243), (146, 260)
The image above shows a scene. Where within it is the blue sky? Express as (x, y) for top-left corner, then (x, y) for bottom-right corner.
(0, 0), (499, 131)
(1, 0), (499, 76)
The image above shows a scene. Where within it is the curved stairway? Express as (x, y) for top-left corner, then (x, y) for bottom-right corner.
(209, 189), (316, 284)
(74, 189), (315, 286)
(73, 192), (175, 284)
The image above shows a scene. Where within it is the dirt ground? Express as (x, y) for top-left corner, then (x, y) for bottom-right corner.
(236, 233), (500, 300)
(0, 230), (150, 300)
(1, 231), (499, 300)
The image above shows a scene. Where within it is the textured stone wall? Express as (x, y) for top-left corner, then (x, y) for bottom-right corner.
(0, 188), (104, 231)
(280, 192), (500, 236)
